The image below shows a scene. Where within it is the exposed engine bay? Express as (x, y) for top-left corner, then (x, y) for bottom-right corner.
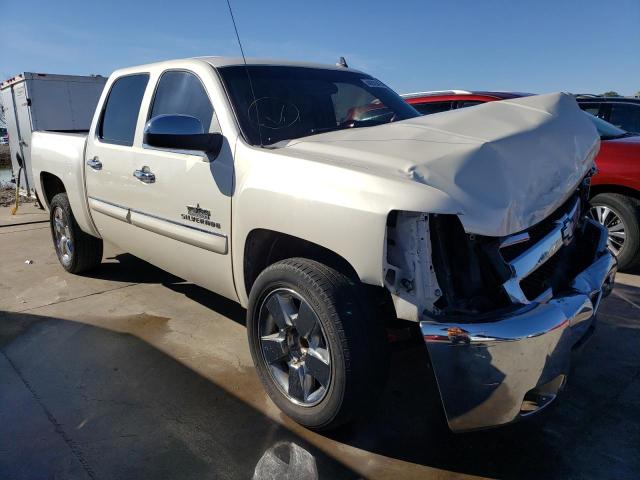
(384, 172), (600, 322)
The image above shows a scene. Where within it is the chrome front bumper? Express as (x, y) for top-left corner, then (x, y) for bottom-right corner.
(420, 221), (616, 432)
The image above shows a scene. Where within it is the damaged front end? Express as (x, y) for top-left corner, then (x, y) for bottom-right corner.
(384, 175), (616, 432)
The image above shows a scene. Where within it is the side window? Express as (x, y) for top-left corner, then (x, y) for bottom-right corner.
(578, 103), (602, 118)
(412, 101), (453, 115)
(609, 104), (640, 133)
(150, 71), (214, 132)
(99, 74), (149, 146)
(456, 100), (484, 109)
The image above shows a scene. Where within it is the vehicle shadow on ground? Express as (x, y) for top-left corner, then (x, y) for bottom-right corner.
(78, 253), (640, 479)
(0, 311), (356, 480)
(82, 253), (184, 285)
(86, 253), (248, 327)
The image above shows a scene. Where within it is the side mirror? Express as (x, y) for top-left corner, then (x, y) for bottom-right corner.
(143, 114), (223, 156)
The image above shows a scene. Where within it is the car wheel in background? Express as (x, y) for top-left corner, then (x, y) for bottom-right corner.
(589, 193), (640, 271)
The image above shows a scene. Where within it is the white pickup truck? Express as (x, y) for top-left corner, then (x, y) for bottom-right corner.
(31, 57), (616, 432)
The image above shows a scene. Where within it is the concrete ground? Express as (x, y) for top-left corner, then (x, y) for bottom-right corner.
(0, 204), (638, 480)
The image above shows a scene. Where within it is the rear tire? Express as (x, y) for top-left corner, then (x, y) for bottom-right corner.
(247, 258), (388, 430)
(590, 193), (640, 271)
(50, 192), (103, 274)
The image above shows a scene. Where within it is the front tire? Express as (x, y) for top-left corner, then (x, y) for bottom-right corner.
(589, 193), (640, 271)
(50, 193), (103, 274)
(247, 258), (387, 430)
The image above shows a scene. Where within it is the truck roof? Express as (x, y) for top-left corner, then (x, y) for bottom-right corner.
(110, 57), (365, 77)
(201, 56), (362, 72)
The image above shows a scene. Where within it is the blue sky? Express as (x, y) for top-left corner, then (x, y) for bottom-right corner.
(2, 0), (639, 97)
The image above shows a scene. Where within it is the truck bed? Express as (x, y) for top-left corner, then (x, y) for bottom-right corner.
(31, 130), (98, 237)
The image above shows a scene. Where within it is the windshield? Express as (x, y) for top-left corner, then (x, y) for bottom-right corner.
(218, 65), (420, 146)
(586, 113), (629, 140)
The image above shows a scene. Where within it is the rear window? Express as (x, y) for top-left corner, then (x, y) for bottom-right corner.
(412, 101), (453, 115)
(99, 74), (149, 146)
(457, 100), (484, 108)
(578, 103), (602, 118)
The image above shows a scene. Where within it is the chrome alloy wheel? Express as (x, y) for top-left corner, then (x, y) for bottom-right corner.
(52, 206), (73, 266)
(258, 288), (332, 406)
(589, 205), (626, 256)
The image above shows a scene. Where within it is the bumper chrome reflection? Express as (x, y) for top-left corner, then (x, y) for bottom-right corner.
(420, 223), (616, 432)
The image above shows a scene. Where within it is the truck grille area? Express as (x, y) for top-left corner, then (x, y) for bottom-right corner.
(499, 193), (583, 262)
(499, 193), (604, 305)
(519, 252), (562, 300)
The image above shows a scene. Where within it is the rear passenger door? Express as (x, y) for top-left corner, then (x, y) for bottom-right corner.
(85, 73), (150, 248)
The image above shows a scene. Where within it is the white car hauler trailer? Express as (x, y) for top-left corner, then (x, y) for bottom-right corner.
(0, 72), (107, 197)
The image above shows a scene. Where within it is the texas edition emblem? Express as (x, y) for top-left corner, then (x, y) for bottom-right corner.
(181, 204), (221, 229)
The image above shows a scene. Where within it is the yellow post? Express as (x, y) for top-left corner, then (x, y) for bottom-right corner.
(10, 173), (20, 215)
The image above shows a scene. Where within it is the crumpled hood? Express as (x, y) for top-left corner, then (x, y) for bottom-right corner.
(283, 93), (599, 237)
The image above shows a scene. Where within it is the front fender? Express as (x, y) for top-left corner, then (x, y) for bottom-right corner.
(231, 141), (461, 307)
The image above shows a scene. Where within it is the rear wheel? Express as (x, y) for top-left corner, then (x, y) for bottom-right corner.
(50, 193), (103, 274)
(589, 193), (640, 270)
(247, 258), (388, 430)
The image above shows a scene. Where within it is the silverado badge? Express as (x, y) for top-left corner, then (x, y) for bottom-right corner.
(181, 204), (221, 229)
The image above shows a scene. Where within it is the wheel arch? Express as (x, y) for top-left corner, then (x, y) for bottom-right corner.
(39, 171), (100, 238)
(590, 183), (640, 202)
(243, 229), (362, 300)
(40, 171), (66, 209)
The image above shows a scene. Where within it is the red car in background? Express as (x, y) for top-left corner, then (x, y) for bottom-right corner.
(402, 90), (640, 270)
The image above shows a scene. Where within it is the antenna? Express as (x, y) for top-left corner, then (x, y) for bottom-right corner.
(337, 56), (348, 68)
(225, 0), (263, 147)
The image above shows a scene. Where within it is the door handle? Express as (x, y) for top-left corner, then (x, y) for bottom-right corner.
(133, 166), (156, 184)
(86, 157), (102, 170)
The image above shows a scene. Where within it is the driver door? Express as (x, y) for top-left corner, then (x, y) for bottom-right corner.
(86, 68), (236, 301)
(125, 69), (236, 300)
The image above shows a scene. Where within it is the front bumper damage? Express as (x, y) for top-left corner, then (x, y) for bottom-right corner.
(420, 217), (616, 432)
